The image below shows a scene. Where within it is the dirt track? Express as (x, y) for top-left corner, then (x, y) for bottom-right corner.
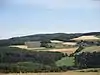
(0, 71), (99, 75)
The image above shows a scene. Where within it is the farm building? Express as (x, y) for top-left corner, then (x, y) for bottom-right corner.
(25, 41), (41, 48)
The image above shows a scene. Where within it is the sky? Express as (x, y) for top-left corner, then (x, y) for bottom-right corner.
(0, 0), (100, 39)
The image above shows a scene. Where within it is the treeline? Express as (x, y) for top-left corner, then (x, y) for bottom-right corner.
(82, 32), (100, 36)
(75, 52), (100, 68)
(0, 62), (76, 73)
(0, 33), (81, 46)
(0, 47), (66, 65)
(0, 52), (66, 65)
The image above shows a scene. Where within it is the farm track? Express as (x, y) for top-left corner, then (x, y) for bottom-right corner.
(0, 71), (99, 75)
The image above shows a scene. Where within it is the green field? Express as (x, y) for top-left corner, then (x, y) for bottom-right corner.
(96, 35), (100, 38)
(56, 57), (74, 67)
(78, 46), (100, 54)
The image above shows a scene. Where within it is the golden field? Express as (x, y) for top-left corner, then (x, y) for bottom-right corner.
(71, 35), (100, 41)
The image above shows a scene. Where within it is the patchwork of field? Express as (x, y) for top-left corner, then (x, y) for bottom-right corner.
(71, 35), (100, 41)
(0, 71), (99, 75)
(10, 45), (78, 55)
(47, 48), (78, 55)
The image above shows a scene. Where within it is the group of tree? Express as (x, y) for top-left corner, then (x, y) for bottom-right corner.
(0, 47), (68, 72)
(0, 48), (66, 65)
(75, 52), (100, 69)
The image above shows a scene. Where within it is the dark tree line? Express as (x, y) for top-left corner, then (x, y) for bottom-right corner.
(0, 51), (66, 65)
(75, 52), (100, 68)
(0, 47), (68, 73)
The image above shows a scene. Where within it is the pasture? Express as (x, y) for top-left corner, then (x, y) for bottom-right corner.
(78, 46), (100, 54)
(56, 57), (74, 67)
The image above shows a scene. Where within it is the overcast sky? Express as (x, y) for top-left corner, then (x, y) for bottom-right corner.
(0, 0), (100, 39)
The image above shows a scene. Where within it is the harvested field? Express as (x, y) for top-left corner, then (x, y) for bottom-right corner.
(0, 71), (99, 75)
(9, 45), (46, 50)
(9, 45), (28, 49)
(48, 47), (78, 54)
(10, 45), (78, 55)
(62, 42), (76, 45)
(71, 35), (100, 41)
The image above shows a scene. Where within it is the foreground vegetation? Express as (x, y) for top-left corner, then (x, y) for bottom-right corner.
(0, 47), (68, 73)
(0, 46), (100, 73)
(0, 71), (100, 75)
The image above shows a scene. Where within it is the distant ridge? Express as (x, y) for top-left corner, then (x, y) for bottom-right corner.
(82, 32), (100, 36)
(0, 32), (100, 46)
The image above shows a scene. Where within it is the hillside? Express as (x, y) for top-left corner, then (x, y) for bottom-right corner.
(78, 46), (100, 54)
(0, 32), (100, 73)
(71, 36), (100, 41)
(0, 32), (100, 46)
(82, 32), (100, 36)
(0, 33), (82, 46)
(9, 33), (81, 41)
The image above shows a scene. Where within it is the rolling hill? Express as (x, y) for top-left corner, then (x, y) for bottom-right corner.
(0, 32), (100, 46)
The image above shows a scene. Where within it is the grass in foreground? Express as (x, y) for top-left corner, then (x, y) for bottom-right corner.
(0, 71), (99, 75)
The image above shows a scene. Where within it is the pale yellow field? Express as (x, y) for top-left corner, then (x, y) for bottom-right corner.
(62, 42), (76, 45)
(9, 45), (46, 50)
(47, 47), (78, 55)
(9, 45), (28, 49)
(71, 35), (100, 41)
(0, 71), (99, 75)
(9, 45), (78, 55)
